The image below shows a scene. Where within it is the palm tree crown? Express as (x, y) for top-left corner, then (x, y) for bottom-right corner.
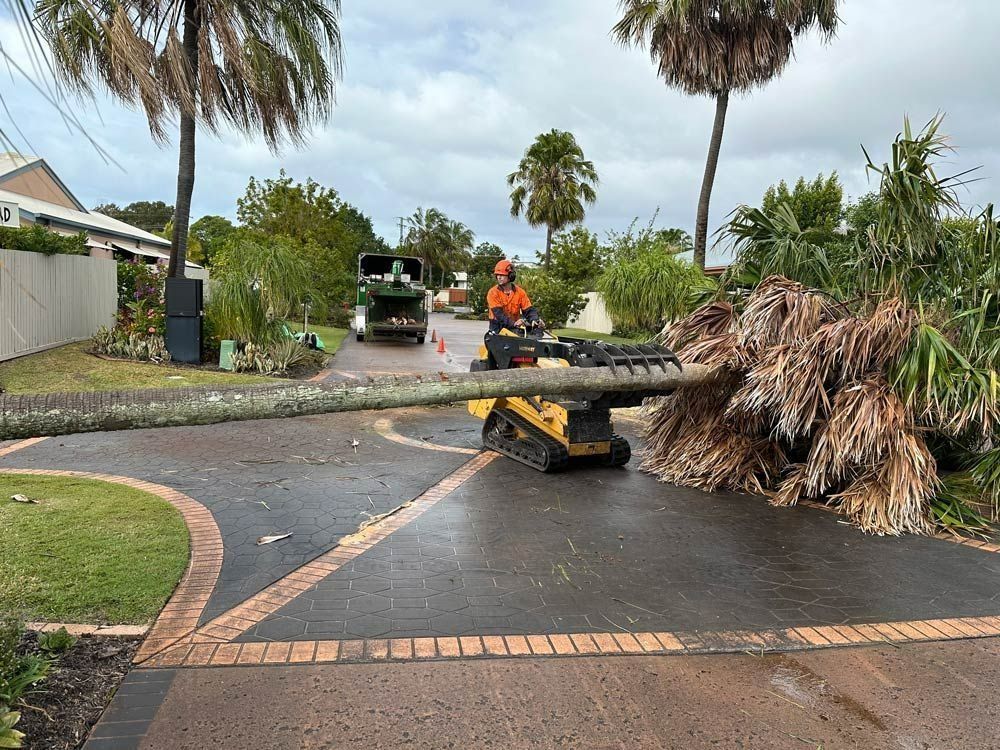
(612, 0), (839, 268)
(507, 129), (598, 269)
(38, 0), (343, 276)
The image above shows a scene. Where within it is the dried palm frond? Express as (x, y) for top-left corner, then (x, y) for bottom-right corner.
(769, 464), (810, 507)
(726, 343), (829, 439)
(829, 432), (936, 536)
(677, 332), (744, 369)
(642, 419), (786, 495)
(739, 276), (836, 352)
(660, 300), (736, 350)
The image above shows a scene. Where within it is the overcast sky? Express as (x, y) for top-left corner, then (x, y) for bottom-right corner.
(1, 1), (998, 264)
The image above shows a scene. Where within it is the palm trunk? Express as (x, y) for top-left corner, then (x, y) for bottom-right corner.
(168, 0), (201, 278)
(0, 363), (723, 440)
(694, 89), (729, 271)
(544, 225), (553, 270)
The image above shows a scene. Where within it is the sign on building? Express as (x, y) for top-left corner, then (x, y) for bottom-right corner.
(0, 200), (19, 228)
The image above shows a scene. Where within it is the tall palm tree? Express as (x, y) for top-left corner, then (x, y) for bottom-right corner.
(613, 1), (839, 269)
(438, 219), (474, 287)
(404, 206), (446, 284)
(508, 129), (598, 269)
(38, 0), (343, 277)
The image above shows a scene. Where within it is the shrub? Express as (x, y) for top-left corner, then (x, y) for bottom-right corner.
(597, 248), (709, 335)
(0, 226), (86, 256)
(93, 326), (170, 363)
(469, 273), (493, 316)
(37, 628), (75, 654)
(208, 232), (319, 346)
(516, 269), (586, 328)
(230, 340), (322, 375)
(326, 306), (354, 329)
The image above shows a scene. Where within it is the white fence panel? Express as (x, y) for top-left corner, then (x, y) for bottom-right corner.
(0, 248), (117, 362)
(566, 291), (613, 334)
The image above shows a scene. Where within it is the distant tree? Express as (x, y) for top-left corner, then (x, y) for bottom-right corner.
(92, 200), (174, 233)
(190, 215), (236, 267)
(41, 0), (343, 277)
(613, 0), (840, 269)
(237, 172), (389, 307)
(508, 129), (599, 269)
(469, 242), (506, 278)
(655, 227), (693, 253)
(547, 227), (603, 290)
(158, 220), (203, 266)
(762, 172), (843, 233)
(844, 192), (882, 237)
(436, 219), (475, 288)
(403, 207), (446, 284)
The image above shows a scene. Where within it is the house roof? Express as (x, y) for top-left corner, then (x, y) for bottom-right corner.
(0, 152), (87, 211)
(0, 187), (172, 250)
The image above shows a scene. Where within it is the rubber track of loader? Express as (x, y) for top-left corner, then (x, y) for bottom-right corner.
(482, 408), (570, 472)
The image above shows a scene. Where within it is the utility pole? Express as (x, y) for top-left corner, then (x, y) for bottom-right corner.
(395, 217), (406, 247)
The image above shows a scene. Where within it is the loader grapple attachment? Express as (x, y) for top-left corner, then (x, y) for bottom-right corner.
(469, 331), (679, 472)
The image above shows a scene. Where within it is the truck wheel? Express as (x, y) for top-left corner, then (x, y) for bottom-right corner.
(416, 336), (425, 344)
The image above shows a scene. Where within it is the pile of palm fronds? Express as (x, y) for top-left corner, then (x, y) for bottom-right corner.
(642, 117), (999, 536)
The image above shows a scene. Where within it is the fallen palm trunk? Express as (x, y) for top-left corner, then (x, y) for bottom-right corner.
(0, 362), (721, 440)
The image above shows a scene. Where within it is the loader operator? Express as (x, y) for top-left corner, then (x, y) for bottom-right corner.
(487, 259), (544, 336)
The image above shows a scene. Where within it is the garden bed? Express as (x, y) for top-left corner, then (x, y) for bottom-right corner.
(13, 630), (139, 750)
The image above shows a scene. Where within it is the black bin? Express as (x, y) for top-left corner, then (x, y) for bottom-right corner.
(165, 277), (203, 363)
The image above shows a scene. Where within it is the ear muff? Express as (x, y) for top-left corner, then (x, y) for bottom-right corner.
(508, 267), (516, 282)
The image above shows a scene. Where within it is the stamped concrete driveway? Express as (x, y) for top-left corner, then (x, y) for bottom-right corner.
(4, 314), (999, 748)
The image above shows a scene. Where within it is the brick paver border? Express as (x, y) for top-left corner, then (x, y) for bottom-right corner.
(0, 468), (223, 663)
(139, 615), (1000, 668)
(0, 436), (49, 457)
(174, 451), (498, 647)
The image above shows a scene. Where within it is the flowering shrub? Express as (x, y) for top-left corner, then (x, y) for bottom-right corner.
(114, 260), (166, 337)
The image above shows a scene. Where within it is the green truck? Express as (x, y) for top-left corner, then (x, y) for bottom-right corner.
(355, 253), (428, 343)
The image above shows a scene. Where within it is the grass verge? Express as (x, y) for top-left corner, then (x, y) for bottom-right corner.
(0, 474), (189, 624)
(0, 342), (278, 395)
(287, 322), (349, 355)
(553, 328), (638, 345)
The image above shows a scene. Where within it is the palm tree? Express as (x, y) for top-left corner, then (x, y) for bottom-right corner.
(438, 219), (474, 287)
(508, 129), (598, 269)
(404, 207), (446, 284)
(613, 1), (839, 269)
(38, 0), (343, 278)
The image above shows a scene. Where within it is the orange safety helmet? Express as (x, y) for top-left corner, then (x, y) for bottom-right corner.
(493, 259), (516, 281)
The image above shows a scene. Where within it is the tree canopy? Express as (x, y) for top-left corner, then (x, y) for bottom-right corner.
(92, 201), (174, 233)
(613, 0), (840, 268)
(762, 173), (844, 233)
(237, 171), (390, 308)
(508, 129), (598, 269)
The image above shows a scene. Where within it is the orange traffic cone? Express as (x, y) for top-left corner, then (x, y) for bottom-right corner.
(437, 337), (446, 353)
(431, 329), (437, 343)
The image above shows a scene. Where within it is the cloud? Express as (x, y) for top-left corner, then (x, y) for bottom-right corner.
(1, 0), (998, 265)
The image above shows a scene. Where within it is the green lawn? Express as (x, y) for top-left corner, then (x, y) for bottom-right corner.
(0, 342), (279, 395)
(553, 328), (638, 345)
(286, 321), (349, 355)
(0, 474), (189, 624)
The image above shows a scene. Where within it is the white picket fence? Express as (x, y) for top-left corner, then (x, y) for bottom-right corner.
(0, 248), (117, 362)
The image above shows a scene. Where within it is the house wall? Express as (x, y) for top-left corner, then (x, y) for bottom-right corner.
(565, 291), (614, 334)
(0, 248), (117, 362)
(0, 166), (79, 210)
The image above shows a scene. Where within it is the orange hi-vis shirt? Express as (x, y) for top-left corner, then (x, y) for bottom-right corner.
(487, 284), (535, 329)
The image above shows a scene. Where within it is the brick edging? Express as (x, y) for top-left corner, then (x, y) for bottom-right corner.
(141, 615), (1000, 668)
(0, 437), (49, 457)
(184, 451), (498, 645)
(0, 468), (223, 663)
